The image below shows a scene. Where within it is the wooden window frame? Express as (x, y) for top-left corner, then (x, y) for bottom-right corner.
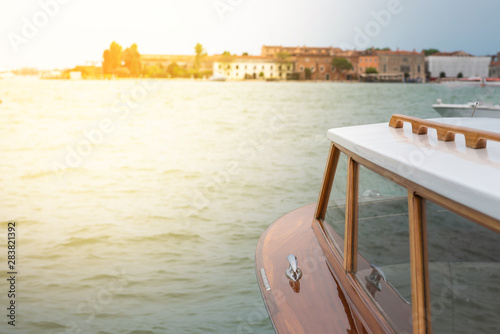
(314, 143), (500, 334)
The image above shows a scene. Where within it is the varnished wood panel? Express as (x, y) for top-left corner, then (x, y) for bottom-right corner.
(315, 143), (341, 220)
(312, 219), (397, 334)
(389, 113), (500, 148)
(256, 205), (361, 333)
(344, 157), (359, 272)
(408, 192), (432, 334)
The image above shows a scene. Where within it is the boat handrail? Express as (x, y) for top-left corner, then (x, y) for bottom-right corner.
(389, 114), (500, 149)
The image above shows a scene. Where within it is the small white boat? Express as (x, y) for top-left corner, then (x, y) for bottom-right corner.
(0, 71), (15, 79)
(432, 99), (500, 117)
(208, 74), (227, 82)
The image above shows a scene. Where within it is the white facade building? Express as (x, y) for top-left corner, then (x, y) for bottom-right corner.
(426, 52), (490, 78)
(213, 57), (294, 80)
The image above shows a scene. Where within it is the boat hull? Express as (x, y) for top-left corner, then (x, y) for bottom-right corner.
(255, 204), (379, 333)
(432, 105), (500, 118)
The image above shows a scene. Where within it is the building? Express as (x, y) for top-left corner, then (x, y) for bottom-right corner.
(489, 52), (500, 78)
(426, 51), (490, 79)
(262, 45), (359, 81)
(358, 48), (379, 75)
(261, 45), (341, 57)
(141, 54), (217, 76)
(377, 49), (425, 82)
(212, 56), (294, 80)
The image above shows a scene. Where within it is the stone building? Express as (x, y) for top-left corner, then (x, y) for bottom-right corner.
(262, 45), (358, 81)
(490, 52), (500, 78)
(261, 45), (341, 57)
(377, 49), (425, 82)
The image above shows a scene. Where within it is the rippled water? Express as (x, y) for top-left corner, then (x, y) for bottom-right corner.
(1, 77), (498, 333)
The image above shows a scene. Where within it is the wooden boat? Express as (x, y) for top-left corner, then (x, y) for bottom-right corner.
(256, 114), (500, 333)
(432, 99), (500, 118)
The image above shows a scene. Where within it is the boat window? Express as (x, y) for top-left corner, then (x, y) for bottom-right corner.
(426, 200), (500, 333)
(324, 151), (348, 255)
(354, 165), (412, 332)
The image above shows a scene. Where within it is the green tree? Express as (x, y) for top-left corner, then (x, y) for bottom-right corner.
(366, 47), (390, 51)
(457, 72), (463, 78)
(143, 64), (167, 78)
(242, 52), (249, 56)
(424, 49), (440, 56)
(276, 51), (291, 62)
(123, 43), (142, 77)
(331, 57), (353, 80)
(194, 43), (206, 70)
(102, 41), (123, 75)
(167, 62), (180, 77)
(440, 71), (446, 78)
(365, 67), (378, 74)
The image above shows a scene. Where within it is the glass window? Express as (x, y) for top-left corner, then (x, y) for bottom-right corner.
(426, 201), (500, 333)
(324, 152), (348, 254)
(354, 165), (412, 332)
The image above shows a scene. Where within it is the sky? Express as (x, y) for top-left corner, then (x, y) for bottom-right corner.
(0, 0), (499, 70)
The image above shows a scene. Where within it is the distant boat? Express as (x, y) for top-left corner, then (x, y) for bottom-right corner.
(208, 74), (227, 82)
(440, 77), (500, 88)
(432, 99), (500, 117)
(0, 71), (15, 79)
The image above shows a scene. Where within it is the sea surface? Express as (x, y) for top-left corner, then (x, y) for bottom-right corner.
(0, 77), (498, 333)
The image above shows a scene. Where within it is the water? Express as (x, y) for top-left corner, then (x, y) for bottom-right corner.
(1, 78), (498, 333)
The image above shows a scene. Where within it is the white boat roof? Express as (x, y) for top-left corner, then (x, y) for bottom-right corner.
(328, 117), (500, 221)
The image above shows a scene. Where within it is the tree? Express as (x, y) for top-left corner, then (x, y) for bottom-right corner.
(331, 57), (353, 80)
(440, 71), (446, 78)
(194, 43), (206, 70)
(366, 47), (390, 51)
(123, 43), (142, 77)
(242, 52), (249, 56)
(457, 72), (463, 78)
(143, 64), (168, 78)
(276, 51), (291, 61)
(222, 51), (231, 56)
(424, 48), (440, 56)
(102, 41), (123, 75)
(365, 67), (378, 74)
(167, 62), (180, 77)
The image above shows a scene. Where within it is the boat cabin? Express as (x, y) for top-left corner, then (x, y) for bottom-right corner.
(256, 114), (500, 333)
